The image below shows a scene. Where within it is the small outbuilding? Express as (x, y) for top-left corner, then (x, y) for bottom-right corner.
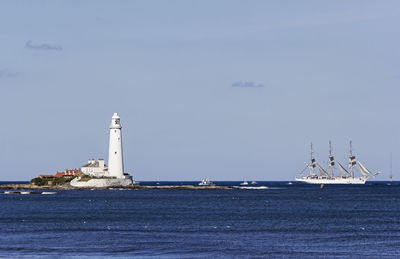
(80, 159), (108, 177)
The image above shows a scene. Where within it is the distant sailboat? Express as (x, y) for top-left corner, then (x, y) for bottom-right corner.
(389, 152), (393, 182)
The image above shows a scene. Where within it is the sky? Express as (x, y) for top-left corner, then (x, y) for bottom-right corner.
(0, 0), (399, 181)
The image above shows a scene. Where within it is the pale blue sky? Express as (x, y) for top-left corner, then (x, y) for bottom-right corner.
(0, 1), (399, 180)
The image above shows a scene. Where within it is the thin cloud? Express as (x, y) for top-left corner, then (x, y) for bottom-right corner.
(232, 81), (264, 88)
(0, 69), (18, 78)
(25, 40), (63, 51)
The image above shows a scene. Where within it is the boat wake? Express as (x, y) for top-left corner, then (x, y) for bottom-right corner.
(237, 186), (269, 190)
(3, 191), (57, 195)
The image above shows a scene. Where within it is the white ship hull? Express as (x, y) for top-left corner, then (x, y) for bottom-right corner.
(295, 176), (366, 184)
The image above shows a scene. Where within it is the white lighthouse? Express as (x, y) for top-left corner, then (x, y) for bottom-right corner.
(108, 112), (125, 178)
(71, 112), (134, 187)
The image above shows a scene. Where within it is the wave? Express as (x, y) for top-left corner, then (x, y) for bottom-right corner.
(237, 186), (269, 190)
(3, 191), (56, 195)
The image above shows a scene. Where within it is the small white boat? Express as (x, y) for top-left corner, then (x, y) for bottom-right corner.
(198, 179), (214, 186)
(41, 192), (56, 195)
(240, 181), (249, 186)
(251, 181), (257, 185)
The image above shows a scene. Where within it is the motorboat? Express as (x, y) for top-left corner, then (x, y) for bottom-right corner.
(198, 179), (214, 186)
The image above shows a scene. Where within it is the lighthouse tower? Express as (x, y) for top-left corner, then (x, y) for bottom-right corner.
(108, 113), (124, 178)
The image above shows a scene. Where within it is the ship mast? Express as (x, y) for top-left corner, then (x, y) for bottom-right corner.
(310, 143), (316, 175)
(349, 140), (356, 178)
(390, 152), (393, 182)
(329, 141), (335, 178)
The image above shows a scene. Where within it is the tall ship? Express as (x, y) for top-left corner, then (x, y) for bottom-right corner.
(295, 141), (380, 184)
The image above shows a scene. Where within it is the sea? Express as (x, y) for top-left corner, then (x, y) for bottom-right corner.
(0, 181), (399, 258)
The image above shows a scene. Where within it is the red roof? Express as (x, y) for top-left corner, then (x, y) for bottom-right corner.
(39, 168), (79, 178)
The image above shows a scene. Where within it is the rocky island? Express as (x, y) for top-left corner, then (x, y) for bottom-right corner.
(2, 113), (236, 191)
(0, 182), (233, 190)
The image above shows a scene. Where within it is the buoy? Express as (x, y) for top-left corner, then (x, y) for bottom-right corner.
(320, 184), (324, 189)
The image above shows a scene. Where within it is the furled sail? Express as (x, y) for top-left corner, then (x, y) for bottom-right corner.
(338, 162), (350, 175)
(317, 164), (329, 177)
(358, 161), (372, 176)
(329, 156), (335, 166)
(349, 155), (356, 167)
(311, 158), (316, 168)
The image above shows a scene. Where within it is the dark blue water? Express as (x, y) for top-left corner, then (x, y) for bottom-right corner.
(1, 181), (400, 258)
